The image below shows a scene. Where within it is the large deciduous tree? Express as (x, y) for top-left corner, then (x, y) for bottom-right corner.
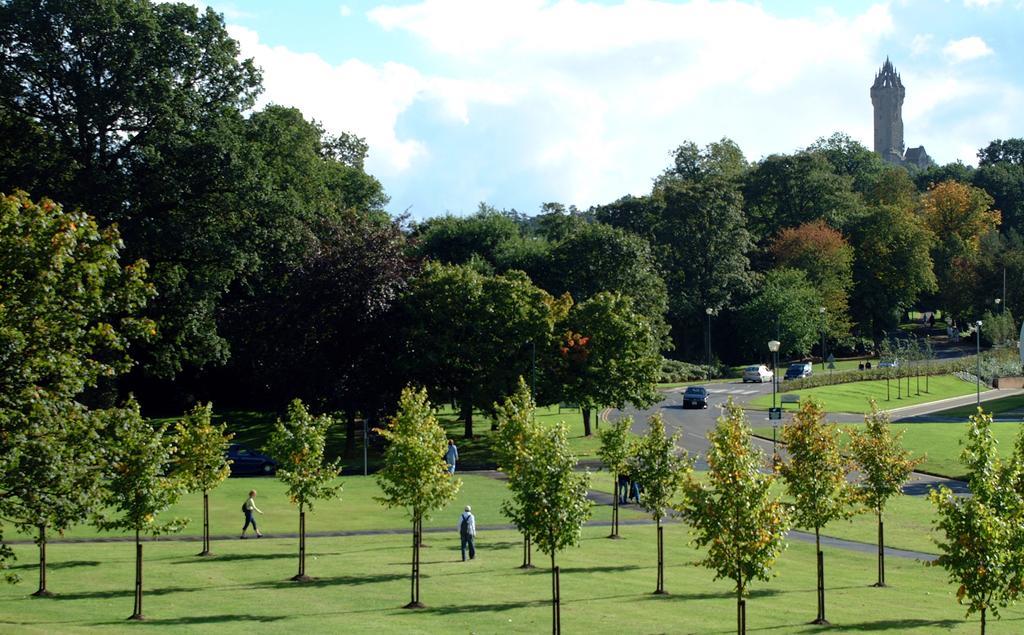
(556, 292), (660, 437)
(264, 400), (342, 582)
(631, 413), (691, 595)
(173, 403), (233, 558)
(401, 263), (561, 438)
(94, 401), (186, 621)
(375, 387), (461, 608)
(736, 269), (824, 359)
(681, 399), (790, 635)
(929, 410), (1024, 635)
(779, 399), (857, 626)
(975, 139), (1024, 234)
(849, 400), (923, 588)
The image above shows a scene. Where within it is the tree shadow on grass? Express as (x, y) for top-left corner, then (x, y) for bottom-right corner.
(423, 599), (546, 615)
(98, 614), (288, 627)
(787, 618), (965, 632)
(170, 551), (341, 565)
(557, 564), (641, 575)
(644, 587), (783, 602)
(53, 586), (196, 601)
(246, 572), (405, 590)
(11, 560), (100, 571)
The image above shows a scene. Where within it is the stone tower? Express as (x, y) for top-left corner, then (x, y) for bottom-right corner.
(871, 57), (905, 164)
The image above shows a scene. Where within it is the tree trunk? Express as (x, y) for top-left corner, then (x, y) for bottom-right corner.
(582, 408), (592, 437)
(292, 503), (311, 582)
(521, 533), (534, 569)
(405, 516), (425, 608)
(737, 579), (746, 635)
(32, 524), (52, 597)
(873, 509), (886, 587)
(654, 518), (667, 594)
(608, 473), (620, 539)
(812, 527), (828, 625)
(129, 529), (144, 620)
(551, 551), (561, 634)
(981, 606), (986, 635)
(198, 491), (212, 556)
(461, 400), (474, 438)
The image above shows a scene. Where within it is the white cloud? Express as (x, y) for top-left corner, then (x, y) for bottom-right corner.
(943, 36), (994, 62)
(910, 34), (933, 55)
(964, 0), (1003, 7)
(339, 5), (352, 17)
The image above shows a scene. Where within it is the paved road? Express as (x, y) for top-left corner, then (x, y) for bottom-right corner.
(607, 377), (1020, 495)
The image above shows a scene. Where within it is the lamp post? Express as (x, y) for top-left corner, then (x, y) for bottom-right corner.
(768, 339), (781, 470)
(705, 307), (714, 367)
(996, 297), (1002, 314)
(976, 320), (982, 406)
(819, 307), (826, 363)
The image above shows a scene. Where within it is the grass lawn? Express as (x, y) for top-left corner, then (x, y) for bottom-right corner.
(3, 523), (1019, 633)
(933, 393), (1024, 418)
(747, 375), (984, 414)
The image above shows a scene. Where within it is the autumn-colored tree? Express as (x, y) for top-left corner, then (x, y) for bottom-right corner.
(848, 400), (923, 587)
(493, 377), (542, 568)
(779, 399), (857, 625)
(770, 220), (854, 341)
(681, 400), (790, 635)
(930, 410), (1024, 635)
(598, 417), (634, 538)
(376, 387), (461, 608)
(264, 400), (342, 582)
(173, 403), (233, 557)
(631, 414), (691, 594)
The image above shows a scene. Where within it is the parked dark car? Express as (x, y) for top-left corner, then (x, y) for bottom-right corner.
(682, 386), (709, 409)
(227, 443), (277, 476)
(784, 362), (813, 380)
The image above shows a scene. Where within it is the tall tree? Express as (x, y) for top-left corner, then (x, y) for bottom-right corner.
(264, 400), (342, 582)
(975, 138), (1024, 234)
(513, 421), (592, 634)
(598, 417), (634, 539)
(630, 414), (691, 595)
(779, 399), (857, 625)
(557, 292), (660, 436)
(412, 205), (522, 268)
(0, 192), (152, 581)
(0, 0), (261, 376)
(173, 403), (233, 558)
(736, 269), (825, 359)
(375, 387), (462, 608)
(848, 401), (923, 587)
(680, 399), (790, 635)
(493, 378), (542, 568)
(930, 410), (1024, 635)
(401, 263), (561, 437)
(94, 401), (186, 621)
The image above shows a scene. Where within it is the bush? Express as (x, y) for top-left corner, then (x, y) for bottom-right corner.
(659, 358), (719, 383)
(783, 357), (971, 391)
(979, 309), (1016, 347)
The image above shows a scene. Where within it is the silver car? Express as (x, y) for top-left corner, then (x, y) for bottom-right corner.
(742, 365), (773, 383)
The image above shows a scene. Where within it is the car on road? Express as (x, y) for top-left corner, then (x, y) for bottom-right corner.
(682, 386), (709, 409)
(784, 362), (812, 380)
(878, 360), (899, 369)
(742, 365), (774, 383)
(226, 443), (278, 476)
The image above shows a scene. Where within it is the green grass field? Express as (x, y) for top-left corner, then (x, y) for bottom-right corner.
(3, 523), (1018, 633)
(933, 393), (1024, 418)
(747, 375), (984, 414)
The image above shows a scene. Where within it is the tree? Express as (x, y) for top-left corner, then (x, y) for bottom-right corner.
(557, 293), (660, 436)
(779, 399), (857, 625)
(513, 421), (592, 634)
(0, 0), (261, 376)
(493, 378), (542, 568)
(630, 413), (691, 595)
(0, 191), (152, 582)
(849, 204), (936, 338)
(806, 132), (887, 200)
(375, 387), (462, 608)
(975, 138), (1024, 234)
(263, 400), (342, 582)
(680, 399), (790, 635)
(0, 401), (103, 596)
(94, 400), (186, 620)
(173, 403), (233, 557)
(412, 205), (522, 268)
(598, 417), (634, 539)
(401, 263), (561, 437)
(736, 269), (824, 359)
(930, 409), (1024, 635)
(848, 400), (922, 587)
(771, 220), (854, 342)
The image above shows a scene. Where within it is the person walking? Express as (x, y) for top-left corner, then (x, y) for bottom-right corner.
(241, 489), (263, 538)
(458, 505), (476, 561)
(445, 439), (459, 474)
(618, 473), (629, 504)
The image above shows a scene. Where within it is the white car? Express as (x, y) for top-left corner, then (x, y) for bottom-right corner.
(878, 360), (899, 369)
(742, 365), (774, 383)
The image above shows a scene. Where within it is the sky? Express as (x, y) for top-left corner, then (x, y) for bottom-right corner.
(178, 0), (1024, 219)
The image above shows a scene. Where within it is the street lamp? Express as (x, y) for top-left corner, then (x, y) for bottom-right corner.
(996, 298), (1002, 314)
(819, 306), (827, 364)
(975, 320), (983, 406)
(768, 339), (781, 469)
(705, 307), (714, 367)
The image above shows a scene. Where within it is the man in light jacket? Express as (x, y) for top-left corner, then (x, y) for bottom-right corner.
(458, 505), (476, 561)
(445, 439), (458, 474)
